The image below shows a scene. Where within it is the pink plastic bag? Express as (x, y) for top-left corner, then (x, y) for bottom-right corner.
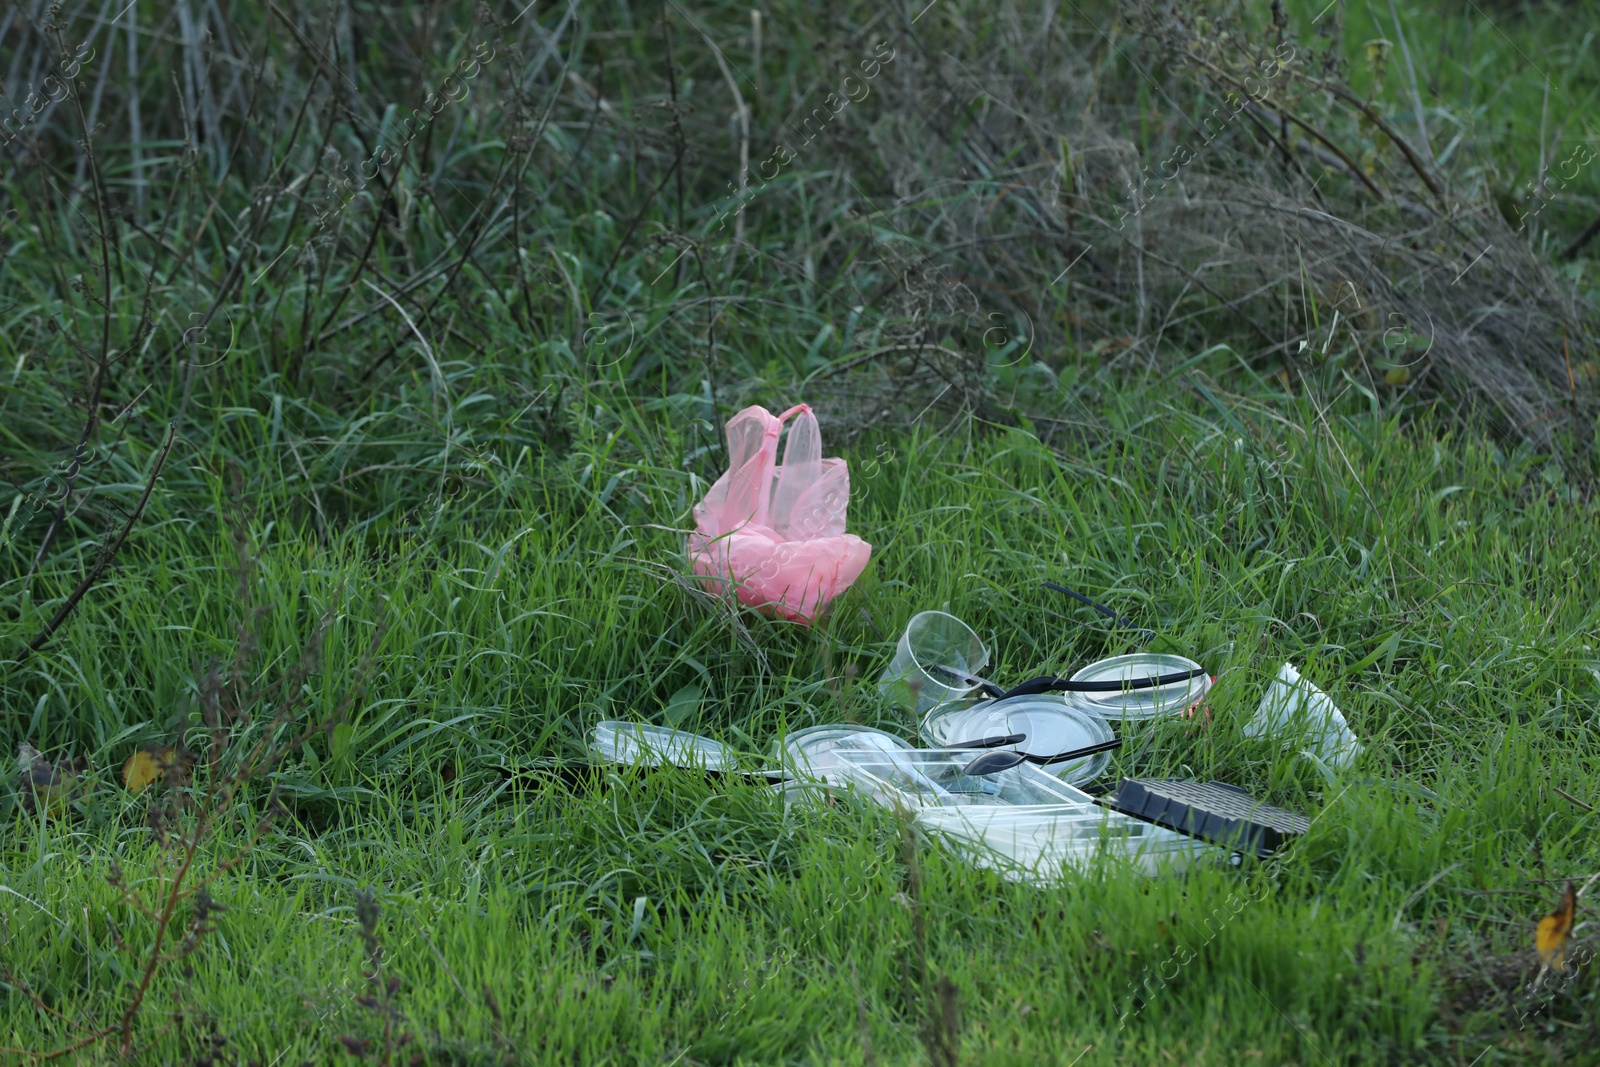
(687, 403), (872, 623)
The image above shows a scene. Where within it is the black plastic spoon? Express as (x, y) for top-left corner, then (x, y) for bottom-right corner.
(962, 737), (1124, 775)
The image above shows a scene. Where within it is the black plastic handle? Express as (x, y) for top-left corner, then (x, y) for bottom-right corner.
(1023, 736), (1123, 765)
(934, 666), (1208, 701)
(1043, 581), (1155, 645)
(1002, 668), (1208, 697)
(945, 732), (1028, 750)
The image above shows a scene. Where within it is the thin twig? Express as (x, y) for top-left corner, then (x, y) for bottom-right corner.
(1552, 785), (1596, 813)
(31, 26), (120, 579)
(13, 423), (177, 665)
(1560, 209), (1600, 261)
(2, 1027), (117, 1062)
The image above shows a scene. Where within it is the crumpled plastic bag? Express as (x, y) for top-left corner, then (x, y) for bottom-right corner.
(687, 403), (872, 623)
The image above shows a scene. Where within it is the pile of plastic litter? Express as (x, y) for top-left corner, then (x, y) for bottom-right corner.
(592, 401), (1362, 884)
(585, 598), (1346, 885)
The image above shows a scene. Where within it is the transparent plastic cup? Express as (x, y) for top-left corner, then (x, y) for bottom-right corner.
(879, 611), (989, 717)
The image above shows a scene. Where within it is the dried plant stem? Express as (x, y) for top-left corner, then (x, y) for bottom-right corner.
(1184, 54), (1385, 203)
(1561, 210), (1600, 261)
(31, 26), (119, 575)
(118, 808), (215, 1055)
(1319, 80), (1446, 204)
(14, 422), (177, 664)
(2, 1026), (118, 1062)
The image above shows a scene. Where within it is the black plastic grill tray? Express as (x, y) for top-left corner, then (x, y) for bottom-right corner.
(1097, 778), (1311, 859)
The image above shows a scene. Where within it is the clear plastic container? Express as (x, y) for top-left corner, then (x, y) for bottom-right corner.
(920, 694), (1116, 785)
(827, 747), (1097, 809)
(590, 721), (736, 771)
(917, 805), (1221, 882)
(1069, 653), (1211, 721)
(798, 743), (1225, 882)
(916, 806), (1223, 883)
(776, 778), (834, 808)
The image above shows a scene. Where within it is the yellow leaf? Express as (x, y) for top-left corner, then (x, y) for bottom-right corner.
(1535, 881), (1576, 972)
(122, 747), (177, 793)
(1384, 367), (1411, 386)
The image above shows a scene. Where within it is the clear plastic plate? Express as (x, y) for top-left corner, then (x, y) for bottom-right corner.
(590, 721), (735, 771)
(1069, 653), (1211, 721)
(920, 695), (1116, 785)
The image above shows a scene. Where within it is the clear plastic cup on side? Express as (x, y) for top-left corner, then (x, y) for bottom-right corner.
(879, 610), (989, 717)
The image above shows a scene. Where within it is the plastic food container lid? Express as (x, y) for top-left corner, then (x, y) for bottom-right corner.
(590, 721), (736, 771)
(921, 695), (1116, 785)
(1069, 653), (1211, 720)
(773, 724), (913, 780)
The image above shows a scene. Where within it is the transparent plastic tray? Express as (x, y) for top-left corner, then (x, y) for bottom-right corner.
(798, 746), (1225, 881)
(915, 806), (1223, 883)
(827, 748), (1097, 809)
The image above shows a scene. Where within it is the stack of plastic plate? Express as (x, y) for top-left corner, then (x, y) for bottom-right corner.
(920, 695), (1115, 785)
(1069, 653), (1211, 722)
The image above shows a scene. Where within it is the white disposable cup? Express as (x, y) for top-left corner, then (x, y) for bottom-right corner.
(1245, 662), (1362, 770)
(879, 610), (989, 717)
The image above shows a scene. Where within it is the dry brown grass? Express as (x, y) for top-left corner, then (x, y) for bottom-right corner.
(786, 1), (1600, 466)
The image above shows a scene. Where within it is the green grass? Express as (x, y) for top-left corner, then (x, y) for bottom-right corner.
(3, 0), (1600, 1063)
(1319, 0), (1600, 251)
(4, 386), (1599, 1064)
